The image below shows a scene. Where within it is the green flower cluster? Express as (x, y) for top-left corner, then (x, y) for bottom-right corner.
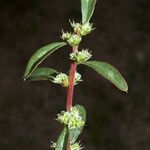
(57, 106), (85, 129)
(61, 20), (93, 47)
(52, 72), (82, 87)
(70, 49), (92, 63)
(62, 31), (82, 47)
(61, 31), (72, 40)
(67, 34), (82, 47)
(52, 73), (68, 87)
(70, 20), (93, 36)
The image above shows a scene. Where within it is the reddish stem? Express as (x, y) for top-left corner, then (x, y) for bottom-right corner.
(66, 62), (77, 111)
(66, 28), (80, 150)
(67, 136), (71, 150)
(66, 45), (78, 150)
(66, 45), (78, 111)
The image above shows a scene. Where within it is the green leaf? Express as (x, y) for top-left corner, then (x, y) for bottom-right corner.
(24, 42), (66, 79)
(81, 0), (97, 23)
(70, 105), (86, 143)
(24, 67), (58, 81)
(83, 61), (128, 92)
(56, 127), (68, 150)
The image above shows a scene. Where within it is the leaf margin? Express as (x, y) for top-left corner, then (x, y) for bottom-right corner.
(24, 42), (66, 80)
(70, 104), (86, 144)
(56, 127), (68, 150)
(24, 67), (58, 82)
(81, 0), (97, 23)
(83, 60), (128, 92)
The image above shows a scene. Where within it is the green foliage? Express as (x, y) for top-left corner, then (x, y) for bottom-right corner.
(70, 105), (86, 143)
(83, 61), (128, 92)
(55, 127), (68, 150)
(24, 42), (66, 80)
(24, 67), (58, 81)
(81, 0), (97, 23)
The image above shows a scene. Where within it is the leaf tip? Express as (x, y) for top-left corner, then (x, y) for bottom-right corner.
(23, 78), (26, 82)
(123, 86), (128, 93)
(124, 83), (128, 93)
(23, 75), (27, 82)
(125, 89), (128, 93)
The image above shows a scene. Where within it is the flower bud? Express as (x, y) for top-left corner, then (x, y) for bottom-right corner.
(80, 22), (93, 36)
(70, 49), (92, 63)
(61, 31), (72, 40)
(67, 34), (82, 46)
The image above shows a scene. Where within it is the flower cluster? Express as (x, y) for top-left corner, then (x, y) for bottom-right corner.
(52, 72), (82, 87)
(70, 20), (93, 36)
(80, 22), (94, 36)
(61, 31), (71, 40)
(70, 49), (92, 63)
(61, 21), (93, 47)
(51, 141), (83, 150)
(62, 31), (82, 47)
(67, 34), (82, 47)
(57, 106), (85, 129)
(52, 73), (69, 87)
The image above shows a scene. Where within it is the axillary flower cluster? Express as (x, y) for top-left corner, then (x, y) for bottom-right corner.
(62, 21), (93, 46)
(52, 72), (82, 87)
(57, 106), (84, 129)
(51, 107), (84, 149)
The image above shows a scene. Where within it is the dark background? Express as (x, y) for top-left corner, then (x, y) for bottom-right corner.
(0, 0), (150, 150)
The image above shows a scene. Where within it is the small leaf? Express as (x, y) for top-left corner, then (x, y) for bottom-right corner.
(56, 127), (68, 150)
(24, 67), (58, 81)
(83, 61), (128, 92)
(24, 42), (66, 79)
(70, 105), (86, 143)
(81, 0), (97, 23)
